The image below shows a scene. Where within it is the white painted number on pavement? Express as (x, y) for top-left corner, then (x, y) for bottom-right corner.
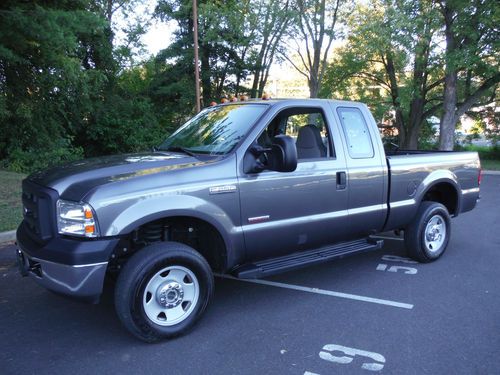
(376, 263), (418, 274)
(319, 344), (386, 371)
(376, 254), (419, 274)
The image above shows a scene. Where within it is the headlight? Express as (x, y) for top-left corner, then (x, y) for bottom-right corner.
(57, 200), (99, 238)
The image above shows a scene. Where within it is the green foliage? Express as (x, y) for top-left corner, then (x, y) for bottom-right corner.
(0, 0), (107, 170)
(81, 97), (155, 155)
(4, 139), (84, 174)
(321, 0), (498, 150)
(0, 0), (495, 172)
(455, 144), (500, 161)
(155, 0), (293, 102)
(471, 107), (500, 145)
(0, 170), (26, 231)
(479, 159), (500, 171)
(417, 120), (439, 150)
(0, 0), (174, 173)
(321, 0), (443, 148)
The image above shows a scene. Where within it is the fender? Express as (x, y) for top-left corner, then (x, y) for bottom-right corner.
(103, 195), (244, 268)
(385, 169), (462, 231)
(415, 169), (462, 216)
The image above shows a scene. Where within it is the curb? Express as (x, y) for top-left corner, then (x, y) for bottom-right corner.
(482, 170), (500, 175)
(0, 230), (16, 244)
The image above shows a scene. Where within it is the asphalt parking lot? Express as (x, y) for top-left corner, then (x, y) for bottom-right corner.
(1, 175), (499, 375)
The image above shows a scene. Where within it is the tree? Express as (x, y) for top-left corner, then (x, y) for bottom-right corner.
(155, 0), (292, 103)
(0, 1), (165, 171)
(0, 0), (109, 170)
(248, 0), (293, 98)
(321, 0), (444, 149)
(284, 0), (341, 98)
(438, 0), (500, 150)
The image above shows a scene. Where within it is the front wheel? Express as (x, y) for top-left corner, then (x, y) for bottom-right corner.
(114, 242), (214, 342)
(405, 202), (451, 263)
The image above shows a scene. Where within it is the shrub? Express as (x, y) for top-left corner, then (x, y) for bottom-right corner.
(4, 139), (84, 174)
(456, 144), (500, 160)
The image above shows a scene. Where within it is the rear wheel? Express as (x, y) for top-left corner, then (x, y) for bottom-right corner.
(114, 242), (214, 342)
(405, 202), (451, 263)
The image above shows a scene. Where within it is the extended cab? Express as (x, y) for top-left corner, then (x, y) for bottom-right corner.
(16, 99), (481, 341)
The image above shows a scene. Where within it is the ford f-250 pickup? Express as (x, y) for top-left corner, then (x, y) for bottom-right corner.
(16, 99), (481, 342)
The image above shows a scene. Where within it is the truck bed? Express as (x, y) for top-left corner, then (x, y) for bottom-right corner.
(384, 151), (480, 231)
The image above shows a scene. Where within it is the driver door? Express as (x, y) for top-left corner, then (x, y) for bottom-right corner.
(238, 104), (349, 262)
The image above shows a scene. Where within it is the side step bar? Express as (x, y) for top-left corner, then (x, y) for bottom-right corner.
(233, 238), (383, 279)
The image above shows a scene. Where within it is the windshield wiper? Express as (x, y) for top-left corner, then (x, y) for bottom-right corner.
(163, 146), (198, 157)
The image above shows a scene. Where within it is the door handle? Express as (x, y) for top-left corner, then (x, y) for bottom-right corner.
(336, 171), (347, 190)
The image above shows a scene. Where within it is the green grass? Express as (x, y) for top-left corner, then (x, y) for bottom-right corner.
(457, 144), (500, 170)
(481, 159), (500, 171)
(0, 170), (25, 232)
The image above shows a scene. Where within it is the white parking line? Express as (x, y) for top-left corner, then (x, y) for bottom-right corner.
(370, 235), (404, 241)
(215, 274), (414, 310)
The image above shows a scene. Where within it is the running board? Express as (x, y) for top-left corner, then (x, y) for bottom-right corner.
(233, 238), (383, 279)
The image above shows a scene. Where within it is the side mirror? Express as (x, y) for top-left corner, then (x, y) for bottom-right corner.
(243, 135), (297, 174)
(267, 135), (297, 172)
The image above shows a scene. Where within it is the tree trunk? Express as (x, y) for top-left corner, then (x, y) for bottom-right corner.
(309, 76), (319, 98)
(200, 43), (211, 104)
(384, 52), (407, 147)
(404, 126), (420, 149)
(250, 70), (261, 98)
(394, 110), (406, 147)
(439, 71), (458, 150)
(439, 3), (457, 151)
(250, 7), (271, 98)
(398, 123), (407, 149)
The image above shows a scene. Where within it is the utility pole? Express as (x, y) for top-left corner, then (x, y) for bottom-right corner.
(193, 0), (201, 113)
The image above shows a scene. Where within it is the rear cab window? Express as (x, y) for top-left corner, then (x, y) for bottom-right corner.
(337, 107), (374, 159)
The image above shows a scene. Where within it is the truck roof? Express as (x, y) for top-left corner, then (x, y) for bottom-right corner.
(214, 98), (366, 107)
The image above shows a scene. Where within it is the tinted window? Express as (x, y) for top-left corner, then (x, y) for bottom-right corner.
(337, 107), (374, 158)
(159, 104), (267, 155)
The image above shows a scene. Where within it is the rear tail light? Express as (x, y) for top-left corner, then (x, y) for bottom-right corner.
(478, 168), (482, 185)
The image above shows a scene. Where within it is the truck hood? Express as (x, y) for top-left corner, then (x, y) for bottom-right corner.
(27, 152), (213, 200)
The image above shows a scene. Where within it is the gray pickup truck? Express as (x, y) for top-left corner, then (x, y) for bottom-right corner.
(16, 99), (481, 342)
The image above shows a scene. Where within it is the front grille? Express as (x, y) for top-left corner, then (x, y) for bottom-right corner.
(21, 180), (59, 243)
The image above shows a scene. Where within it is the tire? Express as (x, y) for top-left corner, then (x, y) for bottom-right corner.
(114, 242), (214, 342)
(404, 201), (451, 263)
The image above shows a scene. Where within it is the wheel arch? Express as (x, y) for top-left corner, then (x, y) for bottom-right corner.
(417, 172), (461, 217)
(123, 213), (232, 272)
(103, 195), (243, 272)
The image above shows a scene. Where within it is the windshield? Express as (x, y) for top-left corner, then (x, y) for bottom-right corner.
(158, 104), (268, 155)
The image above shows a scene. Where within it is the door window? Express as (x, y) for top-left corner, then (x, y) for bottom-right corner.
(257, 108), (334, 160)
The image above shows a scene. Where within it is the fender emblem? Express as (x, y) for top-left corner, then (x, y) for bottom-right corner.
(248, 215), (270, 223)
(209, 185), (237, 195)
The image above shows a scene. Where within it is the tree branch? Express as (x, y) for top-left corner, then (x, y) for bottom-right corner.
(282, 52), (310, 80)
(455, 73), (500, 118)
(425, 77), (445, 93)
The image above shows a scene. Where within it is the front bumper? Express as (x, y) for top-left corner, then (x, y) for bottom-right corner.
(16, 223), (120, 302)
(17, 249), (108, 303)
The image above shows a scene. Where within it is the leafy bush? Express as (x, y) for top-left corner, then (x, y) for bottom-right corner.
(455, 144), (500, 160)
(78, 94), (167, 157)
(4, 139), (83, 174)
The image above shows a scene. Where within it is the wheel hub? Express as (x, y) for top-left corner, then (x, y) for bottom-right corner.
(426, 224), (441, 241)
(424, 214), (446, 252)
(157, 282), (184, 308)
(143, 265), (200, 326)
